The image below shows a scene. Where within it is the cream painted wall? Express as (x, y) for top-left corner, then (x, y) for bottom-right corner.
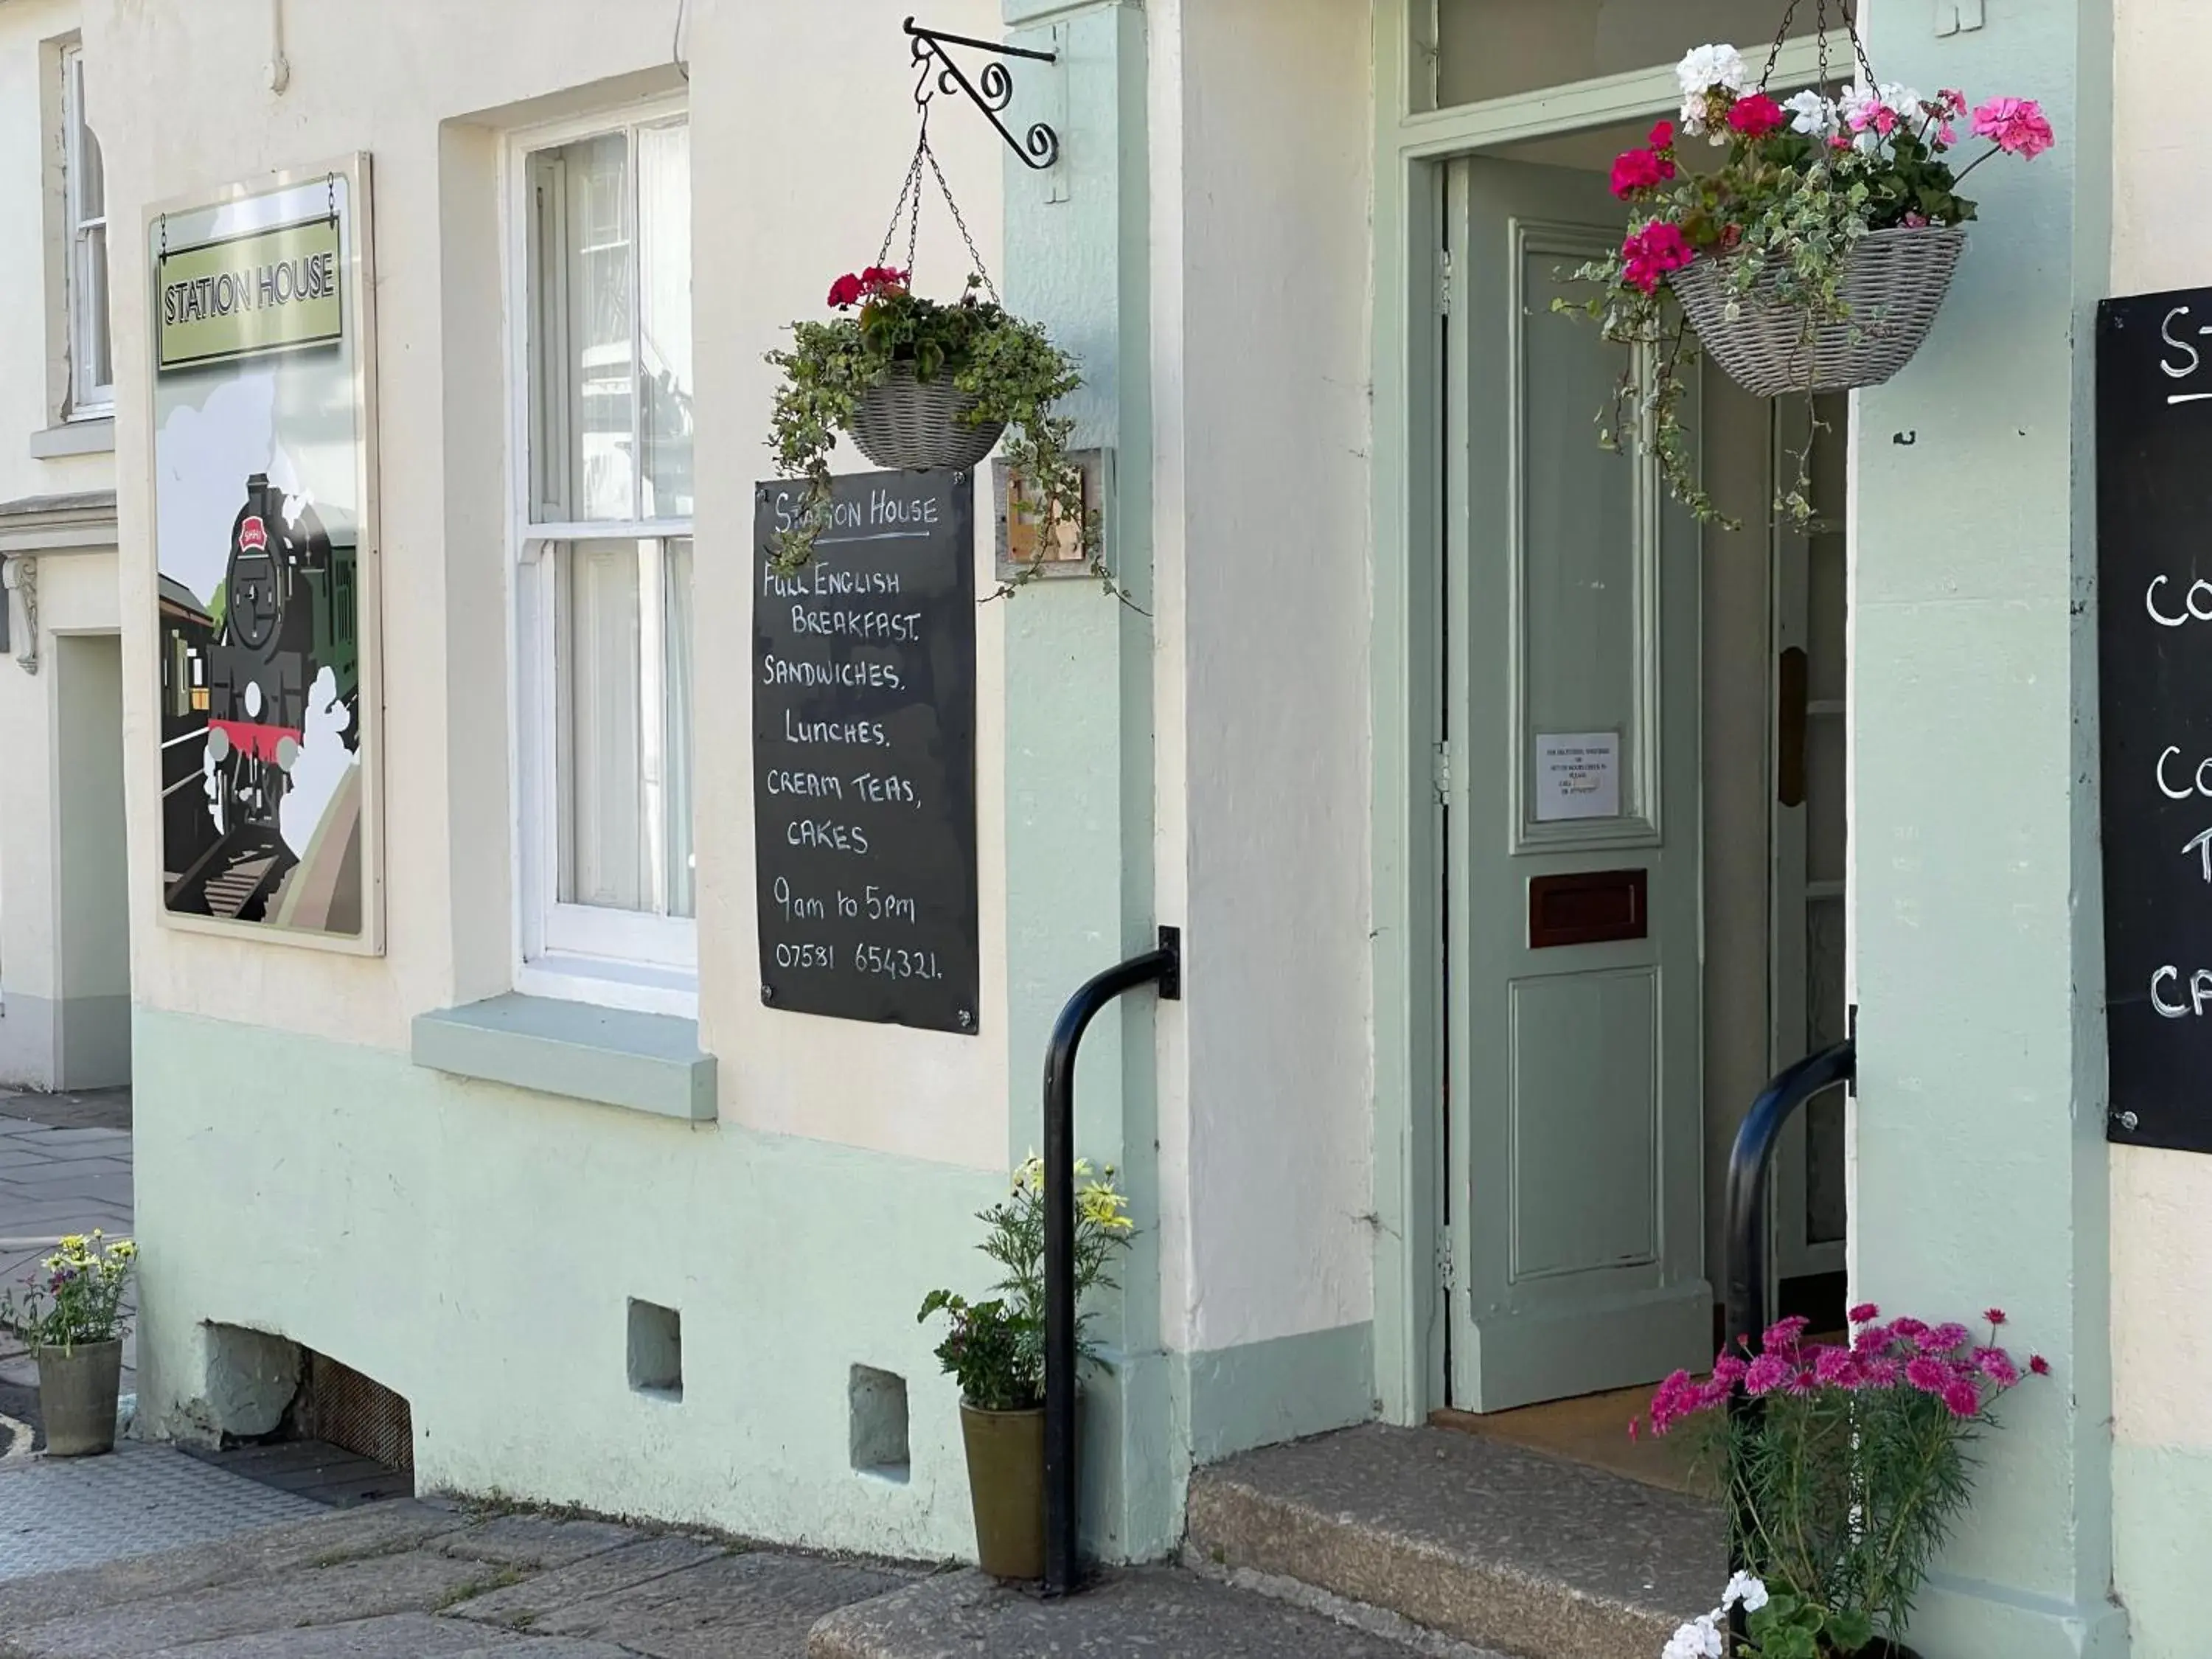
(0, 0), (120, 1089)
(88, 0), (1011, 1169)
(0, 0), (110, 505)
(2110, 2), (2212, 1649)
(1155, 0), (1377, 1356)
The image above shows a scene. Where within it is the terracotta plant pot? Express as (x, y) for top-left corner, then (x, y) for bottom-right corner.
(959, 1401), (1046, 1580)
(36, 1338), (123, 1457)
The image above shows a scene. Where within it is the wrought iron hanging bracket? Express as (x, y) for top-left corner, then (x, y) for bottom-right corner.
(904, 16), (1060, 170)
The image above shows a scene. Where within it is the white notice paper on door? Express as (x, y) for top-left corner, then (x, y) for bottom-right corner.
(1534, 732), (1621, 822)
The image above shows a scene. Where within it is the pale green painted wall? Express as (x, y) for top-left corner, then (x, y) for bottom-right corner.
(133, 1008), (1012, 1561)
(2115, 1444), (2212, 1659)
(998, 0), (1176, 1564)
(1849, 3), (2121, 1655)
(1179, 1321), (1375, 1467)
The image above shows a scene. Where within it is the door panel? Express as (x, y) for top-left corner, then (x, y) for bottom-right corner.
(1771, 396), (1851, 1279)
(1445, 156), (1709, 1412)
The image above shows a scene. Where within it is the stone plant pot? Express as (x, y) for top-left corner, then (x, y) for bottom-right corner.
(36, 1338), (122, 1457)
(959, 1401), (1046, 1581)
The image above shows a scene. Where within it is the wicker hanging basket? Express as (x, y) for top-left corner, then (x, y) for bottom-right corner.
(1669, 225), (1968, 398)
(844, 364), (1006, 473)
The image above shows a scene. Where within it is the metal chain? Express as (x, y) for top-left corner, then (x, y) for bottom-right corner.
(872, 97), (1000, 301)
(1760, 0), (1874, 92)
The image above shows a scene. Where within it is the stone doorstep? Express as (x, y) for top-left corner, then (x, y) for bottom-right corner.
(1183, 1422), (1728, 1659)
(805, 1565), (1500, 1659)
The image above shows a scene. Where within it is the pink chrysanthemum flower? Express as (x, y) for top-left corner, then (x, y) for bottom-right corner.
(1890, 1317), (1931, 1344)
(1848, 1301), (1881, 1325)
(1745, 1354), (1793, 1397)
(1942, 1378), (1983, 1419)
(1762, 1315), (1812, 1354)
(1712, 1354), (1750, 1388)
(1812, 1345), (1858, 1386)
(1975, 1347), (2020, 1387)
(1927, 1323), (1972, 1354)
(1983, 1308), (2007, 1327)
(2029, 1354), (2051, 1377)
(1905, 1354), (1951, 1394)
(1861, 1356), (1903, 1388)
(1852, 1322), (1893, 1356)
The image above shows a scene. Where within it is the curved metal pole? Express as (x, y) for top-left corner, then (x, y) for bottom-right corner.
(1720, 1036), (1855, 1636)
(1722, 1037), (1857, 1356)
(1040, 928), (1180, 1598)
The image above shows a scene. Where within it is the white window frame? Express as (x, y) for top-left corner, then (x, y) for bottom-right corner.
(59, 42), (111, 420)
(504, 99), (695, 1017)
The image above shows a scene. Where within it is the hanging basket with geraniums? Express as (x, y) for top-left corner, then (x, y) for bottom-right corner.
(1557, 1), (2054, 524)
(1638, 1305), (2049, 1658)
(765, 106), (1099, 588)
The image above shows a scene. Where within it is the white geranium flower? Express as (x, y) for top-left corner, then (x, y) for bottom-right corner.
(1782, 88), (1837, 139)
(1676, 43), (1750, 97)
(1661, 1613), (1727, 1659)
(1723, 1571), (1770, 1613)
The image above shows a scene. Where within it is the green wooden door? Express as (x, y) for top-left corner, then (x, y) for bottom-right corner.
(1441, 156), (1710, 1412)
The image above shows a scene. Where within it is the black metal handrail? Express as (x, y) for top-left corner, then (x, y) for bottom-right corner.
(1040, 926), (1181, 1598)
(1722, 1037), (1857, 1357)
(1720, 1035), (1856, 1623)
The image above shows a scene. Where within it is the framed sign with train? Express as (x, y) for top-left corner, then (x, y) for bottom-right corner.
(147, 155), (382, 950)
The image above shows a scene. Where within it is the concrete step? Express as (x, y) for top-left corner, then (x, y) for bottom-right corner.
(1186, 1422), (1727, 1659)
(807, 1565), (1508, 1659)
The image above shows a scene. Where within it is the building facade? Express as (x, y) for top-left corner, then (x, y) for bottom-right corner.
(0, 0), (127, 1093)
(10, 0), (2212, 1652)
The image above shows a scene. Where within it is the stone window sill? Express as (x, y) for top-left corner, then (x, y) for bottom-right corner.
(411, 992), (716, 1122)
(29, 420), (114, 459)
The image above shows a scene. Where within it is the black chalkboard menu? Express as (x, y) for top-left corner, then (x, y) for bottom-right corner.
(2098, 288), (2212, 1150)
(753, 470), (978, 1034)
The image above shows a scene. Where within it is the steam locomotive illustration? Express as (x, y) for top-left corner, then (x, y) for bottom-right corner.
(204, 471), (359, 831)
(162, 472), (359, 923)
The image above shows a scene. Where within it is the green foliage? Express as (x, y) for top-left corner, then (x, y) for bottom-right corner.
(918, 1157), (1134, 1412)
(766, 277), (1101, 590)
(1741, 1589), (1877, 1658)
(0, 1231), (136, 1351)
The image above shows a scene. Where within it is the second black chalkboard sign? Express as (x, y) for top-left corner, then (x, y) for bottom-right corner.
(2098, 287), (2212, 1150)
(753, 469), (979, 1034)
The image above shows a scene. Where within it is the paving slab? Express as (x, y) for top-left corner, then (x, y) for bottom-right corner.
(0, 1499), (476, 1629)
(807, 1568), (1469, 1658)
(443, 1534), (728, 1629)
(1187, 1423), (1725, 1659)
(5, 1549), (502, 1656)
(515, 1550), (914, 1658)
(0, 1443), (326, 1582)
(437, 1514), (644, 1571)
(131, 1613), (547, 1658)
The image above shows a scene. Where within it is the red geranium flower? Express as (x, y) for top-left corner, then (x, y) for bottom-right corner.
(827, 272), (865, 310)
(1609, 147), (1675, 199)
(1728, 92), (1787, 139)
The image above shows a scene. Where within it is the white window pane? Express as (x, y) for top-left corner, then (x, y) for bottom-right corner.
(558, 540), (647, 911)
(638, 122), (693, 521)
(661, 538), (695, 919)
(77, 224), (111, 395)
(563, 134), (636, 522)
(72, 66), (104, 220)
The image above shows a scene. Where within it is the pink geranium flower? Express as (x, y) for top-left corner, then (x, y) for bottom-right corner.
(1972, 97), (2054, 158)
(1649, 119), (1676, 151)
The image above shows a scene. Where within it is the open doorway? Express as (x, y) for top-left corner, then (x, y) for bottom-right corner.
(1430, 125), (1850, 1447)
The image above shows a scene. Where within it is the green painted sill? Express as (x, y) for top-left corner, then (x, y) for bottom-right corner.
(411, 993), (716, 1123)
